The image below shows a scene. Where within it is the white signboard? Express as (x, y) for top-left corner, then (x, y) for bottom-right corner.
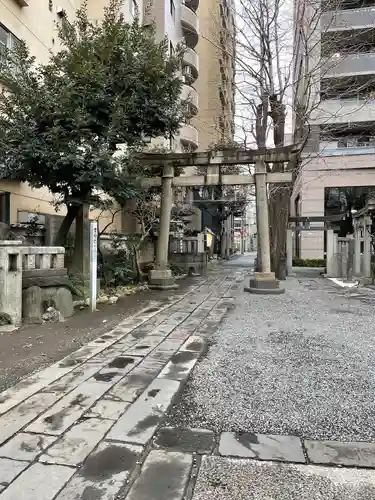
(90, 220), (98, 312)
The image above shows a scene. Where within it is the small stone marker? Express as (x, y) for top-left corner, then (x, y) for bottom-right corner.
(305, 440), (375, 468)
(154, 427), (215, 454)
(219, 432), (305, 463)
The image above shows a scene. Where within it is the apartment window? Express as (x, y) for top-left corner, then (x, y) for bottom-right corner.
(170, 0), (176, 21)
(0, 25), (21, 64)
(129, 0), (137, 18)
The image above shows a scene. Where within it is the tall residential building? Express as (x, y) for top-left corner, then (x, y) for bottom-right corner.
(194, 0), (235, 150)
(144, 0), (200, 153)
(187, 0), (236, 248)
(0, 0), (143, 228)
(292, 0), (375, 258)
(0, 0), (235, 236)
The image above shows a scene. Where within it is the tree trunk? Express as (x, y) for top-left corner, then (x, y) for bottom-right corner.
(269, 184), (291, 280)
(133, 246), (142, 282)
(54, 204), (81, 246)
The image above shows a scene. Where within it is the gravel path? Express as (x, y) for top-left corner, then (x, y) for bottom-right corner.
(168, 265), (375, 442)
(192, 457), (375, 500)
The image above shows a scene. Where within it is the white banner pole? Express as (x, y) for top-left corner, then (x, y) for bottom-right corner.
(89, 220), (98, 312)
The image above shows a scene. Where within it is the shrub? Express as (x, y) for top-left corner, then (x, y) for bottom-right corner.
(100, 234), (137, 287)
(292, 257), (326, 268)
(169, 261), (186, 276)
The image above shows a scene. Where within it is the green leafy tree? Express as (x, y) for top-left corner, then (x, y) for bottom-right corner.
(0, 0), (186, 246)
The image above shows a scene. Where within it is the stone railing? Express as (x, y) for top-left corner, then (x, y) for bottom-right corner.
(169, 235), (205, 254)
(21, 246), (65, 271)
(326, 219), (372, 279)
(169, 235), (207, 275)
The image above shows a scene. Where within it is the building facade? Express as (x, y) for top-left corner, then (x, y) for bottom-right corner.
(0, 0), (235, 241)
(291, 0), (375, 258)
(0, 0), (143, 230)
(193, 0), (235, 150)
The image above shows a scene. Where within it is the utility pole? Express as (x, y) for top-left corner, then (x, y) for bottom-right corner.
(148, 165), (177, 289)
(245, 160), (285, 294)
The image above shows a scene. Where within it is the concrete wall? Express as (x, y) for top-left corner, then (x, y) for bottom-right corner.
(291, 153), (375, 258)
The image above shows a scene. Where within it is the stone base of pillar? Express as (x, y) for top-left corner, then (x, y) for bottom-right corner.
(244, 272), (285, 295)
(148, 269), (178, 290)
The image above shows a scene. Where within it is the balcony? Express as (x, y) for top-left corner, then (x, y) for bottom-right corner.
(181, 4), (199, 49)
(322, 52), (375, 78)
(183, 0), (199, 11)
(313, 98), (375, 125)
(183, 48), (199, 82)
(319, 138), (375, 156)
(180, 124), (199, 149)
(321, 7), (375, 32)
(181, 84), (199, 113)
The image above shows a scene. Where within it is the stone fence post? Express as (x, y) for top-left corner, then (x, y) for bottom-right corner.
(287, 229), (293, 276)
(363, 216), (372, 278)
(326, 229), (337, 277)
(0, 241), (23, 329)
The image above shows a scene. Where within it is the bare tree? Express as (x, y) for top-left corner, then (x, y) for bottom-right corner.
(202, 0), (375, 278)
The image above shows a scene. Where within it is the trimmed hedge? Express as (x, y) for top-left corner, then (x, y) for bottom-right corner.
(292, 257), (326, 268)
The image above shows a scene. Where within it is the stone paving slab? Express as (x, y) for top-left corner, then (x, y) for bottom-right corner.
(107, 370), (156, 404)
(0, 462), (75, 500)
(39, 417), (114, 467)
(158, 336), (204, 381)
(219, 432), (305, 463)
(305, 439), (375, 467)
(55, 441), (143, 500)
(124, 335), (166, 357)
(154, 427), (215, 454)
(0, 458), (28, 492)
(41, 363), (102, 395)
(26, 380), (114, 436)
(84, 397), (131, 421)
(126, 450), (192, 500)
(192, 456), (375, 500)
(0, 392), (59, 446)
(0, 432), (56, 462)
(107, 378), (181, 445)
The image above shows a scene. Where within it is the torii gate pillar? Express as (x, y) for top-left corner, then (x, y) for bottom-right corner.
(148, 165), (178, 289)
(245, 161), (285, 295)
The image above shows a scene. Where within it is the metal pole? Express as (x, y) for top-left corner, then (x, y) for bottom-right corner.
(89, 220), (98, 312)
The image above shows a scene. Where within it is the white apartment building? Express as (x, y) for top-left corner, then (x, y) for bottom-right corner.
(0, 0), (144, 228)
(0, 0), (234, 238)
(291, 0), (375, 258)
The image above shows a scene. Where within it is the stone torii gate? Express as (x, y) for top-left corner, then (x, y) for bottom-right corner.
(137, 145), (297, 294)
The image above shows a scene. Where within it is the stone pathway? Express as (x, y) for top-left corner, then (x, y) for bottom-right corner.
(0, 271), (234, 499)
(2, 260), (375, 499)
